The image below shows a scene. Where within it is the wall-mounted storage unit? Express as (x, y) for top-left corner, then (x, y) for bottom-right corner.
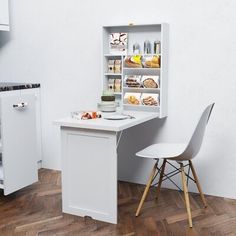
(0, 86), (41, 195)
(0, 0), (9, 31)
(102, 24), (168, 118)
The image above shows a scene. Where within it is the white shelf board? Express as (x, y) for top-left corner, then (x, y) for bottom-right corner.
(105, 54), (161, 57)
(123, 68), (160, 71)
(123, 87), (160, 93)
(104, 54), (124, 57)
(126, 54), (162, 57)
(0, 25), (10, 31)
(104, 73), (122, 76)
(114, 92), (122, 95)
(123, 104), (160, 108)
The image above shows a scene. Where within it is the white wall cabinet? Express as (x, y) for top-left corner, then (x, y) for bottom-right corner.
(0, 90), (38, 195)
(102, 24), (168, 118)
(0, 0), (9, 31)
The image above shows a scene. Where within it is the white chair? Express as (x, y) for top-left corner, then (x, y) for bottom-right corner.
(135, 103), (215, 228)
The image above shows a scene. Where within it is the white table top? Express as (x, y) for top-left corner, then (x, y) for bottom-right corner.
(54, 111), (158, 132)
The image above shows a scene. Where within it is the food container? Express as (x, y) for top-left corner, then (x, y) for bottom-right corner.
(142, 55), (160, 68)
(133, 43), (141, 54)
(141, 75), (159, 88)
(154, 40), (161, 54)
(124, 75), (141, 88)
(144, 40), (151, 54)
(141, 93), (159, 106)
(97, 101), (118, 112)
(124, 92), (141, 105)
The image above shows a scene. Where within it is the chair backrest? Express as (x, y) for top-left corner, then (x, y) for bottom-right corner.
(178, 103), (215, 161)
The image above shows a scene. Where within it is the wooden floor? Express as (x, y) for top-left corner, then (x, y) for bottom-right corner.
(1, 169), (236, 236)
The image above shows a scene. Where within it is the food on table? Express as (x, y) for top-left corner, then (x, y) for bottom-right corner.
(71, 111), (102, 120)
(125, 75), (141, 88)
(143, 55), (160, 68)
(125, 55), (142, 68)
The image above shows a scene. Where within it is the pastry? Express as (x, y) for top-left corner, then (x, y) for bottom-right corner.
(126, 95), (140, 105)
(142, 96), (158, 106)
(125, 76), (141, 88)
(143, 78), (158, 88)
(143, 55), (160, 68)
(125, 55), (142, 68)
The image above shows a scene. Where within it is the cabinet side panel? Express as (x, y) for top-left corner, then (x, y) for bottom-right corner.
(0, 0), (9, 27)
(61, 128), (117, 223)
(160, 23), (169, 118)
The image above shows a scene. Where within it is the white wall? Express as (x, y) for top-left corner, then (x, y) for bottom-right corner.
(0, 0), (236, 199)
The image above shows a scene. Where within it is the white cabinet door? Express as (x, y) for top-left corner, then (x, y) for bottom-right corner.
(20, 88), (42, 162)
(0, 0), (9, 30)
(1, 94), (38, 195)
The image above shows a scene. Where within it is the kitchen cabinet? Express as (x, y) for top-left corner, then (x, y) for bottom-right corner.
(20, 88), (42, 162)
(0, 0), (9, 31)
(0, 87), (40, 195)
(102, 24), (168, 118)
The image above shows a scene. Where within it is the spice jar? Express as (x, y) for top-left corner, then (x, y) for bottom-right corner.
(154, 40), (160, 54)
(144, 40), (151, 54)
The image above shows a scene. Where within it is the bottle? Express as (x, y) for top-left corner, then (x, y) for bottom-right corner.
(133, 43), (140, 54)
(154, 40), (160, 54)
(144, 40), (151, 54)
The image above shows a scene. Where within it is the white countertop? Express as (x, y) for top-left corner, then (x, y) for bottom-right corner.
(54, 111), (158, 132)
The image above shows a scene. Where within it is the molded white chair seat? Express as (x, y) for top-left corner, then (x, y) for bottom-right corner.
(136, 143), (187, 159)
(135, 103), (215, 228)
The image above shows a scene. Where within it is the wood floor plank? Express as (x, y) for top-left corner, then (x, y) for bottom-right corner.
(1, 168), (236, 235)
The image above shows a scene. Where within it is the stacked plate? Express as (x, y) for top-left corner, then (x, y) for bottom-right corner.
(97, 91), (118, 112)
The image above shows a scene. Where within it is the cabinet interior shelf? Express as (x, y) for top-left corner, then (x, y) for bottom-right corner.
(123, 104), (160, 108)
(104, 73), (122, 76)
(123, 87), (160, 92)
(123, 68), (160, 71)
(104, 54), (162, 57)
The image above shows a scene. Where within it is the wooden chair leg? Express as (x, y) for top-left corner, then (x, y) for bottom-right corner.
(189, 160), (207, 208)
(180, 163), (193, 228)
(135, 162), (157, 217)
(156, 159), (167, 202)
